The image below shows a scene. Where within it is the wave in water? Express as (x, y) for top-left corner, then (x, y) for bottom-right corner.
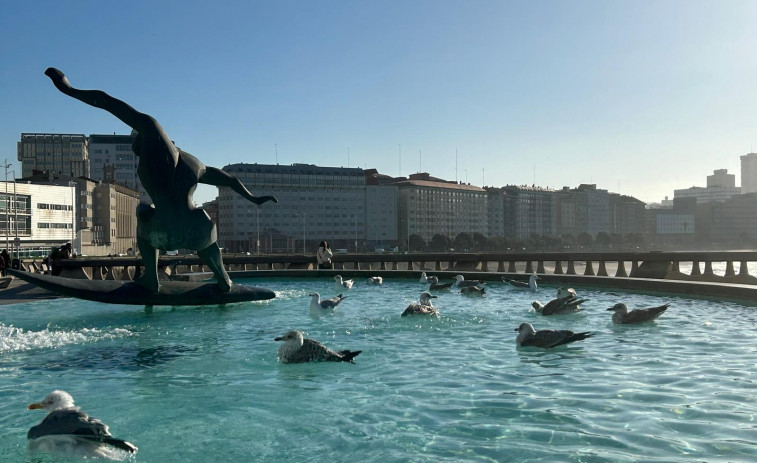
(0, 323), (134, 354)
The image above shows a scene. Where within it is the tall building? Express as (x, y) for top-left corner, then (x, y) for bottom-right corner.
(218, 163), (372, 253)
(501, 185), (556, 239)
(610, 194), (645, 235)
(709, 192), (757, 244)
(674, 169), (740, 203)
(741, 153), (757, 194)
(17, 133), (90, 178)
(397, 173), (488, 246)
(88, 133), (147, 201)
(556, 184), (611, 238)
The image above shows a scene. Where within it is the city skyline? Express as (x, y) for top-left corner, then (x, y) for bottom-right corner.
(2, 1), (757, 206)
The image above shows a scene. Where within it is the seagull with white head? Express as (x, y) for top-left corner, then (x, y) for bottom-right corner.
(27, 390), (137, 459)
(515, 322), (593, 348)
(503, 274), (539, 291)
(402, 291), (439, 316)
(274, 330), (361, 363)
(309, 292), (347, 316)
(334, 275), (354, 289)
(607, 302), (669, 324)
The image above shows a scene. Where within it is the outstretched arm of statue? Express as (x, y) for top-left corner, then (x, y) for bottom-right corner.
(199, 166), (278, 206)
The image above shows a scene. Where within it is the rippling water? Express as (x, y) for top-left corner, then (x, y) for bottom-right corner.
(0, 277), (755, 462)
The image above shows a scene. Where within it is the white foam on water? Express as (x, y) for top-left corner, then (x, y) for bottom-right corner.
(0, 323), (134, 354)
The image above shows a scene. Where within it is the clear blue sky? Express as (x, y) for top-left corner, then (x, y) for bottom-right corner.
(2, 1), (756, 205)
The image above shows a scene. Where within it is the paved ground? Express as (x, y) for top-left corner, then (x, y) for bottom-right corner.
(0, 276), (62, 305)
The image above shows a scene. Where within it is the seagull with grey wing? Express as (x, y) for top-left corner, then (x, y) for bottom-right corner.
(515, 322), (593, 348)
(402, 291), (439, 316)
(532, 287), (588, 315)
(428, 276), (453, 291)
(503, 274), (539, 291)
(274, 330), (361, 363)
(309, 292), (347, 316)
(334, 275), (354, 289)
(459, 285), (486, 296)
(454, 274), (484, 288)
(607, 302), (670, 324)
(27, 390), (137, 459)
(366, 276), (383, 285)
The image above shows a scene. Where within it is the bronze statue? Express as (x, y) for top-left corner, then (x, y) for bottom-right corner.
(45, 68), (277, 293)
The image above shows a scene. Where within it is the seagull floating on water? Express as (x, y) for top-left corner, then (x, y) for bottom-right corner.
(366, 276), (383, 285)
(454, 275), (483, 288)
(419, 272), (429, 283)
(503, 274), (539, 291)
(27, 390), (137, 459)
(334, 275), (354, 289)
(274, 330), (361, 363)
(532, 288), (588, 315)
(515, 322), (593, 348)
(402, 291), (439, 316)
(607, 303), (670, 324)
(309, 292), (347, 315)
(459, 285), (486, 296)
(428, 276), (453, 291)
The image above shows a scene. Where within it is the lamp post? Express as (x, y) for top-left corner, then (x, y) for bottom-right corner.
(256, 208), (260, 255)
(69, 180), (76, 254)
(2, 159), (10, 253)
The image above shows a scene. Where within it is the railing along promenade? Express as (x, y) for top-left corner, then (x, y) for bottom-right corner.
(17, 250), (757, 303)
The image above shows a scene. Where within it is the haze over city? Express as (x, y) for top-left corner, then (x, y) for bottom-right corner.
(2, 1), (756, 205)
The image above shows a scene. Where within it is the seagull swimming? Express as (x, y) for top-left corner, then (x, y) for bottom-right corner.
(607, 302), (670, 324)
(503, 274), (539, 291)
(459, 285), (486, 296)
(309, 292), (347, 315)
(402, 291), (439, 316)
(366, 276), (383, 285)
(27, 390), (137, 459)
(419, 272), (429, 283)
(515, 322), (593, 348)
(428, 276), (453, 291)
(532, 289), (588, 315)
(274, 330), (361, 363)
(454, 275), (484, 288)
(334, 275), (354, 289)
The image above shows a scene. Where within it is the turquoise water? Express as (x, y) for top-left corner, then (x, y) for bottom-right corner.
(1, 277), (756, 462)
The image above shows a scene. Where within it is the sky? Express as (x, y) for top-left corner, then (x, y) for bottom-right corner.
(1, 1), (756, 205)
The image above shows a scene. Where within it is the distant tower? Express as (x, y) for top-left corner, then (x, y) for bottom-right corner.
(707, 169), (735, 188)
(741, 153), (757, 194)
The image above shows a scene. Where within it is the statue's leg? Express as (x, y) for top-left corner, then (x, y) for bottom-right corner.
(45, 68), (156, 135)
(197, 243), (232, 292)
(135, 236), (160, 293)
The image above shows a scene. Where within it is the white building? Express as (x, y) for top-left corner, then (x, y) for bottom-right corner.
(741, 153), (757, 194)
(218, 163), (385, 253)
(0, 181), (76, 258)
(674, 169), (740, 204)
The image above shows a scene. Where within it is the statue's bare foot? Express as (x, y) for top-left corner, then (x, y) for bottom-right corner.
(135, 275), (160, 293)
(44, 68), (74, 93)
(218, 277), (232, 293)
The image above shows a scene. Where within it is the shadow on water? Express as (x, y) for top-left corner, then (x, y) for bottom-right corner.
(20, 344), (198, 372)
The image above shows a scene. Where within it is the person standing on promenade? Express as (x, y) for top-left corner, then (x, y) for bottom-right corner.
(316, 241), (333, 269)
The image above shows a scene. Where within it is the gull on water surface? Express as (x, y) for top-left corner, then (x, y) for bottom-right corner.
(402, 291), (439, 316)
(419, 272), (429, 283)
(459, 285), (486, 296)
(532, 288), (587, 315)
(275, 330), (361, 363)
(366, 276), (383, 285)
(334, 275), (354, 289)
(454, 275), (484, 288)
(27, 390), (137, 459)
(503, 274), (539, 291)
(428, 276), (453, 291)
(309, 292), (347, 316)
(515, 322), (593, 348)
(607, 302), (670, 324)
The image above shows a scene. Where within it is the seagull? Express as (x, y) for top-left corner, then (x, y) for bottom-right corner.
(607, 303), (670, 324)
(334, 275), (354, 289)
(459, 285), (486, 296)
(427, 276), (453, 291)
(419, 272), (429, 283)
(309, 292), (347, 315)
(402, 291), (439, 316)
(503, 274), (539, 291)
(515, 322), (593, 348)
(274, 330), (361, 363)
(454, 274), (484, 288)
(532, 289), (588, 316)
(366, 276), (383, 285)
(27, 390), (137, 458)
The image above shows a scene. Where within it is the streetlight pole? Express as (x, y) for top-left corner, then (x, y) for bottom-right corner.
(70, 180), (76, 253)
(256, 208), (260, 255)
(2, 159), (10, 253)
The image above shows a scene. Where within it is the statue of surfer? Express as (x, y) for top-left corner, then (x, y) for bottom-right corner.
(45, 68), (277, 292)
